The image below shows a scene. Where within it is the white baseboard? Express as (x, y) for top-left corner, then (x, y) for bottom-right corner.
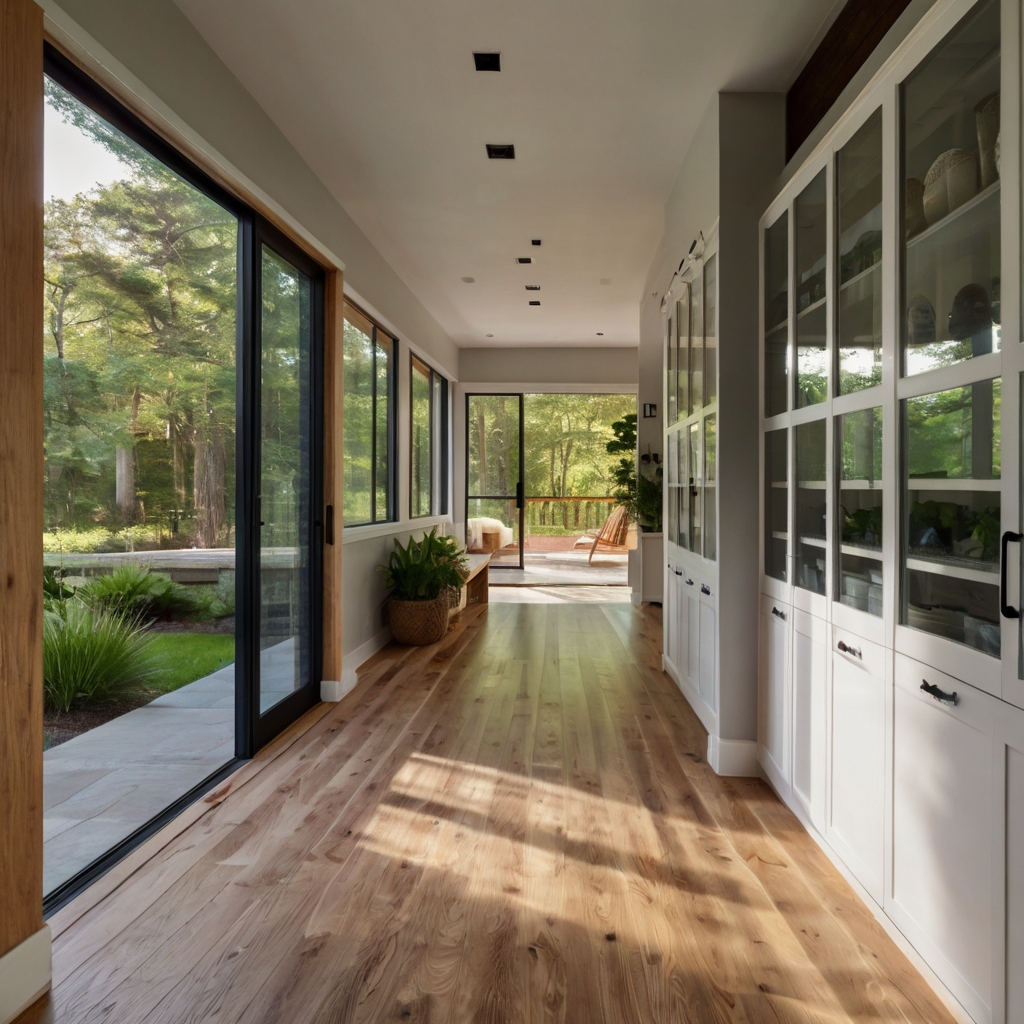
(0, 925), (51, 1024)
(320, 678), (356, 702)
(338, 626), (391, 697)
(707, 736), (759, 777)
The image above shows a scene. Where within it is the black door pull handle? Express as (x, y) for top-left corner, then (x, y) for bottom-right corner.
(771, 606), (786, 620)
(837, 640), (861, 659)
(685, 578), (694, 586)
(921, 680), (958, 706)
(1001, 531), (1021, 619)
(700, 584), (711, 595)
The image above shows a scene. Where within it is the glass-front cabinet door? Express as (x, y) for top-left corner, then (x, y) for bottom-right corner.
(795, 171), (829, 407)
(764, 213), (789, 418)
(837, 408), (883, 615)
(795, 419), (828, 595)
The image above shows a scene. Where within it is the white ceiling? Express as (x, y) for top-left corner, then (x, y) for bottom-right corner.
(175, 0), (839, 348)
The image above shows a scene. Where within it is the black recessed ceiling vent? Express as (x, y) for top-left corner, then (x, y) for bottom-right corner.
(529, 300), (541, 306)
(525, 285), (540, 291)
(516, 257), (533, 265)
(474, 52), (501, 71)
(486, 143), (515, 159)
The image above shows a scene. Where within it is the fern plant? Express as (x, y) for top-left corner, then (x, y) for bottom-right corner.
(378, 528), (468, 601)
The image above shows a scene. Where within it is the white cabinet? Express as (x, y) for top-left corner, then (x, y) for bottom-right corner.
(665, 561), (718, 729)
(759, 594), (790, 788)
(890, 654), (995, 1024)
(996, 701), (1024, 1024)
(827, 628), (886, 905)
(791, 610), (827, 831)
(698, 584), (717, 707)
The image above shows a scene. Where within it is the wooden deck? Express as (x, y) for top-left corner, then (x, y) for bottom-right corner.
(30, 602), (955, 1024)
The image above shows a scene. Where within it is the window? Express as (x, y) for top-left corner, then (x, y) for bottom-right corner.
(410, 354), (449, 517)
(343, 304), (396, 525)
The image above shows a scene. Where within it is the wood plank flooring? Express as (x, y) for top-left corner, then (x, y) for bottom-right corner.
(34, 602), (956, 1024)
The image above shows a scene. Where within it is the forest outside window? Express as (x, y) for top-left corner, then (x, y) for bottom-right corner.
(343, 304), (396, 526)
(410, 354), (449, 518)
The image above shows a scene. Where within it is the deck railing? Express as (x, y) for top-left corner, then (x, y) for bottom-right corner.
(525, 496), (618, 534)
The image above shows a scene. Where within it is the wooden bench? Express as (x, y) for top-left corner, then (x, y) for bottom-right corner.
(452, 553), (490, 616)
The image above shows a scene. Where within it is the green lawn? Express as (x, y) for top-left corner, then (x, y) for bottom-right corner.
(146, 633), (235, 694)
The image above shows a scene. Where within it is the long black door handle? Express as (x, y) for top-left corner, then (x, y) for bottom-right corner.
(515, 481), (525, 509)
(1001, 530), (1021, 619)
(921, 680), (958, 706)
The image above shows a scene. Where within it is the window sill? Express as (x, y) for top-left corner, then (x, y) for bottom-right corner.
(342, 515), (452, 545)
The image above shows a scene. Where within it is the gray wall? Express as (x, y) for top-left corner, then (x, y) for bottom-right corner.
(44, 0), (460, 675)
(640, 92), (784, 745)
(459, 346), (637, 386)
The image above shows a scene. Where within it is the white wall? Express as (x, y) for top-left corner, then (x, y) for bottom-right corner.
(44, 0), (461, 674)
(459, 346), (637, 388)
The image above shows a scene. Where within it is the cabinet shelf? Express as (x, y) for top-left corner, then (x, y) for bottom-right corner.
(839, 479), (882, 490)
(799, 535), (827, 549)
(906, 553), (998, 585)
(841, 543), (882, 560)
(907, 477), (1001, 491)
(839, 260), (881, 292)
(905, 180), (1000, 251)
(797, 296), (826, 319)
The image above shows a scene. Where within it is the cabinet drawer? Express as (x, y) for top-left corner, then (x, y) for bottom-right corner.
(891, 653), (996, 1024)
(831, 625), (886, 680)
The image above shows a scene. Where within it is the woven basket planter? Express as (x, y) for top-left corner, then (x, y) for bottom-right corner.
(388, 594), (450, 646)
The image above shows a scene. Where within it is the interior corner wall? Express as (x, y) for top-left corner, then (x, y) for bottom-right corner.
(637, 239), (665, 465)
(716, 93), (785, 742)
(458, 346), (638, 387)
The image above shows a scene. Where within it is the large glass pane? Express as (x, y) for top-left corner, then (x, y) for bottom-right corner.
(705, 255), (717, 405)
(690, 270), (704, 414)
(837, 408), (883, 615)
(765, 428), (788, 580)
(795, 170), (828, 408)
(342, 306), (375, 524)
(466, 498), (520, 568)
(666, 313), (676, 426)
(903, 380), (1001, 654)
(259, 247), (313, 714)
(796, 420), (828, 593)
(411, 356), (432, 517)
(688, 422), (701, 553)
(43, 78), (237, 894)
(764, 212), (789, 417)
(704, 414), (717, 561)
(667, 430), (679, 547)
(375, 333), (393, 520)
(837, 110), (883, 394)
(676, 287), (690, 421)
(432, 372), (446, 514)
(677, 429), (689, 550)
(902, 0), (1000, 376)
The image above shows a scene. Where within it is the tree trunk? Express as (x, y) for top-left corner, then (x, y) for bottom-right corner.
(194, 423), (226, 548)
(115, 386), (142, 522)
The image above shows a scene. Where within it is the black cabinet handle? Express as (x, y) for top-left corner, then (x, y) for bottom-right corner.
(836, 640), (861, 659)
(1001, 531), (1021, 619)
(921, 680), (958, 706)
(325, 504), (334, 545)
(685, 578), (694, 586)
(673, 568), (683, 576)
(700, 584), (711, 595)
(771, 606), (786, 620)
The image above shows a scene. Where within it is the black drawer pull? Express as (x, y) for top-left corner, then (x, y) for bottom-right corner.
(921, 680), (958, 706)
(771, 606), (786, 620)
(836, 640), (861, 659)
(673, 568), (683, 576)
(685, 578), (694, 586)
(700, 584), (711, 596)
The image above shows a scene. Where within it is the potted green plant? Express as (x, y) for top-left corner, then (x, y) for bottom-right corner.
(378, 528), (469, 645)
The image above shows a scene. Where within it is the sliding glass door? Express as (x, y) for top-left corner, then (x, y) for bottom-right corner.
(466, 393), (524, 568)
(239, 228), (323, 754)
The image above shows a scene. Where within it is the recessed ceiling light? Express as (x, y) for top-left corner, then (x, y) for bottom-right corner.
(461, 276), (475, 283)
(516, 257), (533, 265)
(596, 332), (604, 336)
(529, 300), (541, 306)
(531, 239), (542, 246)
(525, 285), (540, 291)
(486, 143), (515, 159)
(600, 278), (611, 285)
(473, 52), (501, 72)
(486, 333), (494, 338)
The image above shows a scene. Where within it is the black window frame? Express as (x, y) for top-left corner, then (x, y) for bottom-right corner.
(409, 352), (450, 519)
(343, 301), (398, 527)
(42, 43), (326, 913)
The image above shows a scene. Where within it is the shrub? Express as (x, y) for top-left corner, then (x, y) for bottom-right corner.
(43, 601), (154, 712)
(78, 564), (210, 621)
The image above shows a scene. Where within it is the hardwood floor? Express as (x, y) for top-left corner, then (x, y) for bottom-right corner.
(39, 602), (955, 1024)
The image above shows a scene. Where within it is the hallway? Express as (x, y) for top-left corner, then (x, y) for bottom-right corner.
(41, 603), (953, 1023)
